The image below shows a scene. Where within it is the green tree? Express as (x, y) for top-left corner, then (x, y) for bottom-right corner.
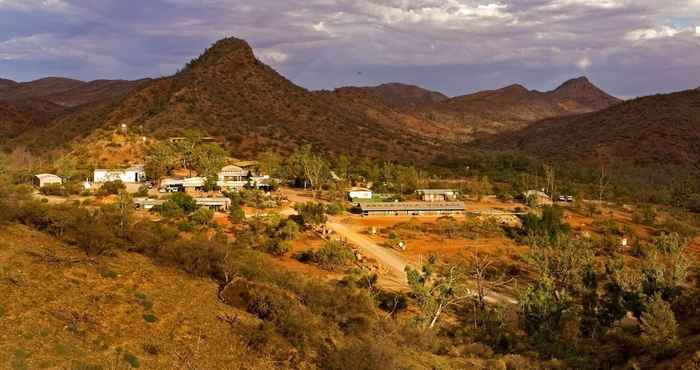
(228, 202), (246, 224)
(145, 142), (176, 186)
(277, 220), (300, 241)
(193, 144), (227, 178)
(518, 275), (572, 342)
(469, 176), (493, 201)
(405, 255), (472, 329)
(295, 202), (327, 226)
(640, 293), (679, 357)
(258, 150), (282, 178)
(191, 207), (215, 226)
(168, 193), (198, 214)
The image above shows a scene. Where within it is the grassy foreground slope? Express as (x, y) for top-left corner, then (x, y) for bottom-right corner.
(0, 225), (273, 369)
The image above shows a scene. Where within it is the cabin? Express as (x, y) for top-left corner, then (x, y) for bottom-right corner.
(194, 197), (231, 211)
(217, 165), (250, 191)
(416, 189), (459, 202)
(133, 197), (165, 210)
(348, 187), (373, 201)
(94, 165), (145, 183)
(34, 174), (62, 188)
(358, 202), (465, 217)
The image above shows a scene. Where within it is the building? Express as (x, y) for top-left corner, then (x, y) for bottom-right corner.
(358, 202), (466, 217)
(94, 165), (146, 183)
(34, 174), (62, 188)
(348, 187), (373, 201)
(217, 165), (250, 191)
(416, 189), (459, 202)
(133, 197), (165, 210)
(194, 197), (231, 211)
(160, 177), (206, 193)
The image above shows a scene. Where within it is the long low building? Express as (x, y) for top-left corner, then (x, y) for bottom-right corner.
(134, 197), (231, 211)
(358, 202), (466, 217)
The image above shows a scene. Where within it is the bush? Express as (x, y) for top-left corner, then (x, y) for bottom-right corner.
(321, 340), (398, 370)
(264, 238), (292, 256)
(228, 203), (246, 224)
(300, 240), (355, 269)
(40, 184), (66, 196)
(191, 207), (214, 226)
(135, 185), (149, 197)
(97, 180), (126, 196)
(168, 192), (198, 214)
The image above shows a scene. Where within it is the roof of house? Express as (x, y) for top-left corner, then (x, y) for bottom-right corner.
(349, 187), (372, 192)
(359, 202), (466, 212)
(35, 173), (62, 181)
(95, 165), (144, 173)
(182, 177), (206, 187)
(133, 198), (165, 206)
(233, 160), (258, 168)
(194, 197), (231, 205)
(416, 189), (458, 195)
(220, 165), (244, 173)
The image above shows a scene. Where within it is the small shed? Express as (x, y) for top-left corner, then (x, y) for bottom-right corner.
(348, 187), (373, 201)
(133, 198), (165, 210)
(416, 189), (459, 202)
(34, 174), (62, 188)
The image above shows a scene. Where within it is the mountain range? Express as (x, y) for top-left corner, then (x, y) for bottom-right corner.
(1, 35), (697, 190)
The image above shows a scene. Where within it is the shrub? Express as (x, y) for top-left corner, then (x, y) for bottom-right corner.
(191, 207), (214, 226)
(40, 184), (66, 196)
(301, 240), (355, 269)
(321, 340), (398, 370)
(143, 314), (157, 323)
(97, 180), (126, 196)
(168, 192), (197, 214)
(228, 203), (246, 224)
(264, 238), (292, 256)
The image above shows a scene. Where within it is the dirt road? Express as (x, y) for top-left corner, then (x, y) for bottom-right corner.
(327, 219), (411, 290)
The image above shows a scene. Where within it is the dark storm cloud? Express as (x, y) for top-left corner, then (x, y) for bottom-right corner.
(0, 0), (698, 97)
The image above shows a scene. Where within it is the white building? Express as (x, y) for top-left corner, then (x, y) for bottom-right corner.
(34, 174), (63, 188)
(217, 165), (249, 191)
(94, 165), (146, 183)
(348, 187), (373, 200)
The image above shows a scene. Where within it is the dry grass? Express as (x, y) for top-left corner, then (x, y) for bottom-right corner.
(0, 225), (275, 369)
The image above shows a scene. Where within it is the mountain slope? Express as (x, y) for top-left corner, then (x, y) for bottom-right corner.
(0, 99), (65, 144)
(431, 77), (621, 133)
(39, 37), (450, 164)
(333, 83), (448, 110)
(0, 77), (148, 107)
(328, 77), (620, 140)
(479, 88), (700, 189)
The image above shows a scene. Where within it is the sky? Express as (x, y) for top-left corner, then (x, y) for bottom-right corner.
(0, 0), (699, 98)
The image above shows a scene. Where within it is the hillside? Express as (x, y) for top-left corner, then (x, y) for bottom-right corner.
(24, 38), (453, 164)
(333, 83), (448, 110)
(479, 88), (700, 190)
(0, 99), (65, 144)
(330, 77), (620, 140)
(0, 77), (148, 107)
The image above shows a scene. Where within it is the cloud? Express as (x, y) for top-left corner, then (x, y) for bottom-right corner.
(0, 0), (699, 98)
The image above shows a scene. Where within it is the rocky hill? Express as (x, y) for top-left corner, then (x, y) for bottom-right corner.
(479, 88), (700, 190)
(0, 77), (148, 107)
(20, 38), (452, 164)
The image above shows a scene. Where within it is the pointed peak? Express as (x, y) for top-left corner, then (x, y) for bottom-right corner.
(554, 76), (595, 91)
(499, 84), (529, 93)
(183, 37), (257, 71)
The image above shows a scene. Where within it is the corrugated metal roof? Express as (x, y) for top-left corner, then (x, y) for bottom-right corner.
(416, 189), (458, 195)
(359, 202), (465, 212)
